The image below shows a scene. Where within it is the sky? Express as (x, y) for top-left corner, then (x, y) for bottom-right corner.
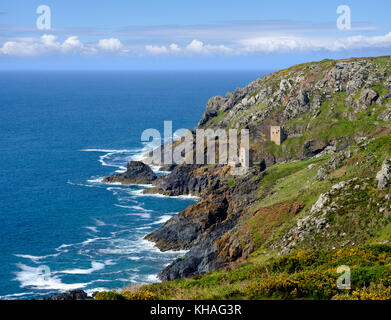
(0, 0), (391, 70)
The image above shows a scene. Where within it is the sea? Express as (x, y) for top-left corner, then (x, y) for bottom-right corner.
(0, 70), (265, 299)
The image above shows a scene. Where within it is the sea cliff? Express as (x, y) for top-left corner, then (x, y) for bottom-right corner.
(100, 56), (391, 300)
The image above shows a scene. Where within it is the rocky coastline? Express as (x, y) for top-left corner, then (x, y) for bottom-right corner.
(46, 55), (391, 299)
(101, 56), (391, 281)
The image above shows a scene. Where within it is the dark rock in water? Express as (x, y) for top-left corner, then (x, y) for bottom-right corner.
(103, 161), (157, 185)
(44, 290), (88, 300)
(304, 139), (327, 157)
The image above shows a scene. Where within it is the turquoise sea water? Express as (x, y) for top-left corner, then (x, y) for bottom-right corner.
(0, 70), (265, 299)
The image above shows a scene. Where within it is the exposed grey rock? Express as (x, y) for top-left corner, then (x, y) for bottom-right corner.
(315, 145), (337, 158)
(311, 193), (329, 214)
(356, 88), (379, 110)
(280, 79), (291, 92)
(284, 90), (310, 119)
(379, 103), (391, 121)
(376, 158), (391, 189)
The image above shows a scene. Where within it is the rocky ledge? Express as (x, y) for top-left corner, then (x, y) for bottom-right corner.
(103, 160), (157, 185)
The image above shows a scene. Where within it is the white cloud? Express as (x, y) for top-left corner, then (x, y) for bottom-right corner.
(98, 38), (123, 51)
(145, 44), (168, 54)
(186, 39), (204, 52)
(61, 36), (84, 52)
(185, 39), (232, 54)
(2, 31), (391, 57)
(0, 34), (85, 56)
(0, 35), (127, 56)
(144, 39), (232, 56)
(239, 32), (391, 53)
(169, 43), (181, 53)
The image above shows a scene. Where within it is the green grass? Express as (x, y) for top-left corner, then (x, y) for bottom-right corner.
(99, 245), (391, 300)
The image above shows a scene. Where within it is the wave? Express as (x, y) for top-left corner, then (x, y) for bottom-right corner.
(0, 291), (37, 300)
(67, 180), (96, 188)
(14, 252), (62, 263)
(86, 177), (105, 184)
(14, 264), (91, 291)
(130, 189), (199, 200)
(145, 274), (159, 282)
(150, 215), (172, 225)
(84, 226), (99, 233)
(60, 261), (106, 275)
(125, 213), (151, 219)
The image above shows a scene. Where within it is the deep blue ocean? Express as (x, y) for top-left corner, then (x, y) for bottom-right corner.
(0, 70), (264, 299)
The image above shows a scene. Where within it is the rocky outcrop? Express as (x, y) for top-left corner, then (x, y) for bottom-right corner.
(277, 174), (391, 254)
(355, 88), (379, 111)
(315, 150), (352, 181)
(376, 158), (391, 189)
(44, 290), (89, 300)
(103, 161), (157, 185)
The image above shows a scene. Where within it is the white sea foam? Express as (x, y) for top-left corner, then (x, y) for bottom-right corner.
(14, 252), (62, 263)
(126, 213), (151, 219)
(67, 180), (96, 188)
(80, 149), (131, 153)
(84, 226), (99, 233)
(60, 261), (106, 275)
(86, 177), (105, 183)
(150, 215), (172, 225)
(115, 166), (127, 173)
(128, 205), (154, 213)
(134, 226), (152, 231)
(93, 219), (106, 226)
(145, 274), (159, 282)
(14, 264), (90, 290)
(84, 287), (110, 296)
(130, 189), (199, 200)
(128, 256), (141, 261)
(0, 291), (37, 300)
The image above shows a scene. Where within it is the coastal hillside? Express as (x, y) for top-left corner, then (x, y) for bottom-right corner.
(101, 56), (391, 300)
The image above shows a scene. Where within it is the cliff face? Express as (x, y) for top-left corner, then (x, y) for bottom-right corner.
(105, 56), (391, 282)
(145, 170), (263, 280)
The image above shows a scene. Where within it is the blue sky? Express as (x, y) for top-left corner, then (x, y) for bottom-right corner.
(0, 0), (390, 69)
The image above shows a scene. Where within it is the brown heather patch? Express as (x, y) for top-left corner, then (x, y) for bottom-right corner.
(347, 156), (363, 166)
(370, 126), (391, 138)
(328, 166), (347, 179)
(245, 201), (304, 248)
